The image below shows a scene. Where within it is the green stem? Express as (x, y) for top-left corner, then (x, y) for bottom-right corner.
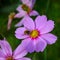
(32, 53), (37, 60)
(45, 0), (50, 15)
(44, 49), (47, 60)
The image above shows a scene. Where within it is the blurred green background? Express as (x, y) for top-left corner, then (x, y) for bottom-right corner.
(0, 0), (60, 60)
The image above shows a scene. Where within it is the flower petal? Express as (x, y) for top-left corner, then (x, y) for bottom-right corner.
(13, 43), (28, 59)
(35, 37), (47, 52)
(19, 38), (35, 53)
(31, 0), (36, 8)
(23, 16), (35, 30)
(41, 33), (57, 44)
(15, 27), (28, 39)
(26, 39), (35, 53)
(21, 0), (29, 4)
(29, 10), (39, 16)
(15, 34), (28, 39)
(35, 15), (47, 30)
(13, 38), (31, 59)
(15, 17), (26, 27)
(16, 5), (22, 12)
(13, 38), (30, 57)
(0, 49), (5, 57)
(40, 20), (54, 34)
(0, 39), (12, 56)
(14, 11), (27, 18)
(15, 27), (26, 35)
(0, 57), (5, 60)
(15, 20), (23, 27)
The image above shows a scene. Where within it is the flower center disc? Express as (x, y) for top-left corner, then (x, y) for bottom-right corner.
(30, 30), (39, 39)
(6, 56), (13, 60)
(22, 4), (31, 14)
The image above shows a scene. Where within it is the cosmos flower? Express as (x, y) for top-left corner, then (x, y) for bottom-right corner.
(15, 15), (57, 53)
(15, 0), (39, 18)
(14, 0), (39, 27)
(0, 38), (31, 60)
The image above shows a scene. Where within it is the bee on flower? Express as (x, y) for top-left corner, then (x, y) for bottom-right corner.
(15, 15), (57, 53)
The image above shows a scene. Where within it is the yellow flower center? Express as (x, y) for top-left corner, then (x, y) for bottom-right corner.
(6, 56), (13, 60)
(30, 30), (39, 39)
(22, 4), (31, 14)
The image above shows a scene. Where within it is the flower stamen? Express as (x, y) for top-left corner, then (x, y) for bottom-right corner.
(30, 30), (39, 39)
(22, 4), (31, 14)
(6, 56), (13, 60)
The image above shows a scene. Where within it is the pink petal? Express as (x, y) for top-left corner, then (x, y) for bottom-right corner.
(20, 38), (34, 53)
(35, 15), (47, 30)
(0, 57), (5, 60)
(14, 11), (27, 18)
(13, 46), (27, 59)
(21, 0), (29, 4)
(16, 5), (22, 12)
(29, 10), (39, 16)
(35, 37), (47, 52)
(15, 27), (26, 35)
(15, 34), (28, 39)
(40, 20), (54, 34)
(15, 27), (28, 39)
(15, 17), (26, 27)
(0, 49), (5, 57)
(31, 0), (36, 8)
(13, 39), (30, 59)
(25, 38), (35, 53)
(41, 33), (57, 44)
(18, 57), (31, 60)
(15, 20), (23, 27)
(0, 39), (12, 56)
(23, 16), (35, 30)
(14, 44), (27, 59)
(21, 38), (31, 48)
(26, 0), (36, 9)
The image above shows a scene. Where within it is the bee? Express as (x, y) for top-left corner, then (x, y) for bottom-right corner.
(24, 30), (31, 35)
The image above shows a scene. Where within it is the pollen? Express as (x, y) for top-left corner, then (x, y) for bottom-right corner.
(30, 30), (39, 39)
(6, 56), (13, 60)
(22, 4), (31, 14)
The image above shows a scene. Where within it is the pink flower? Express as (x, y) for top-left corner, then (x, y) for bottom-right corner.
(0, 38), (31, 60)
(14, 0), (39, 27)
(15, 15), (57, 53)
(15, 0), (39, 18)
